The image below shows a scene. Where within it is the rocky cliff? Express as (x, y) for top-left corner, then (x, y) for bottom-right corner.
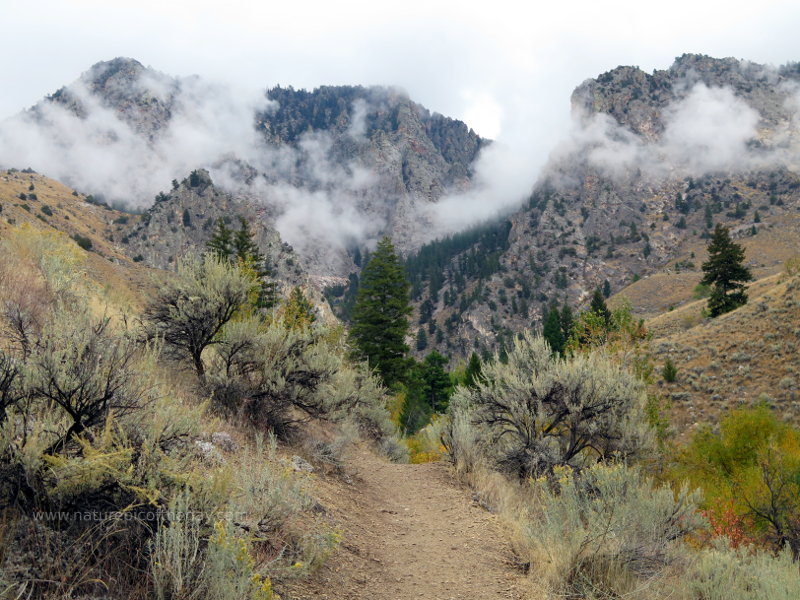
(21, 58), (486, 279)
(408, 55), (800, 358)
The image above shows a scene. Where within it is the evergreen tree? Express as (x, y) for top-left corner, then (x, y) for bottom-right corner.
(232, 217), (262, 264)
(235, 218), (278, 310)
(463, 352), (483, 388)
(701, 224), (752, 317)
(590, 288), (611, 325)
(542, 305), (565, 355)
(350, 237), (412, 387)
(662, 358), (678, 383)
(206, 217), (278, 310)
(704, 204), (713, 229)
(207, 218), (233, 260)
(398, 386), (431, 434)
(416, 328), (428, 351)
(602, 279), (611, 299)
(559, 304), (574, 343)
(418, 351), (452, 412)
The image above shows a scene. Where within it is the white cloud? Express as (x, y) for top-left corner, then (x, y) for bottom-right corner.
(661, 84), (761, 173)
(1, 0), (800, 247)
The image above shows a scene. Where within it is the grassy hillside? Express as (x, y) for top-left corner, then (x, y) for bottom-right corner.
(0, 170), (405, 598)
(0, 169), (149, 311)
(605, 217), (800, 436)
(645, 270), (800, 434)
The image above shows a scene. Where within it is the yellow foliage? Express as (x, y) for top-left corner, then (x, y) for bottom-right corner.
(207, 520), (274, 600)
(1, 222), (85, 296)
(277, 286), (316, 331)
(405, 421), (446, 464)
(783, 255), (800, 277)
(235, 256), (267, 318)
(43, 417), (146, 504)
(387, 391), (406, 426)
(673, 406), (800, 549)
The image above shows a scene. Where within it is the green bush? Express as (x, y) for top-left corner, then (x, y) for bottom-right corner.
(71, 233), (93, 251)
(674, 406), (800, 555)
(693, 282), (712, 299)
(662, 358), (678, 382)
(449, 332), (652, 478)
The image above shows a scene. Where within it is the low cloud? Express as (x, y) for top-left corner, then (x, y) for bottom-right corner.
(427, 77), (800, 237)
(549, 81), (798, 185)
(4, 64), (800, 261)
(0, 74), (270, 205)
(661, 84), (762, 173)
(0, 70), (390, 257)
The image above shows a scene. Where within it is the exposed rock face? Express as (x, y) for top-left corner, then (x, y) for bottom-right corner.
(571, 53), (800, 139)
(411, 55), (800, 358)
(15, 55), (800, 360)
(121, 169), (317, 301)
(32, 61), (486, 277)
(45, 57), (179, 140)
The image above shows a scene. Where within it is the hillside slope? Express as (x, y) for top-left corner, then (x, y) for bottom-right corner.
(642, 269), (800, 434)
(407, 54), (800, 358)
(2, 58), (486, 277)
(0, 168), (150, 310)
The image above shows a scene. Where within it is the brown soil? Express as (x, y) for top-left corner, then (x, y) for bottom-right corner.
(283, 447), (531, 600)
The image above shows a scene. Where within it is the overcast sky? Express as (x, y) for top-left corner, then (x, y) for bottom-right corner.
(2, 0), (799, 139)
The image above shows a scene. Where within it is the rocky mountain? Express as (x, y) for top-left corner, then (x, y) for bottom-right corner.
(10, 57), (485, 279)
(43, 57), (180, 140)
(119, 168), (312, 293)
(6, 54), (800, 362)
(404, 54), (800, 359)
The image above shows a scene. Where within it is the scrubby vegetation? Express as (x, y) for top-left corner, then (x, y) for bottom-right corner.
(443, 321), (800, 598)
(0, 223), (404, 598)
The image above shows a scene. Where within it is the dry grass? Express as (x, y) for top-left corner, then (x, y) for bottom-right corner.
(614, 212), (800, 322)
(605, 211), (800, 439)
(641, 272), (800, 438)
(0, 170), (153, 312)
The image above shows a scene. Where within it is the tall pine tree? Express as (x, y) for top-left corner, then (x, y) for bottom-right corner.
(590, 288), (611, 325)
(207, 218), (233, 260)
(207, 217), (278, 310)
(350, 237), (412, 387)
(542, 305), (565, 355)
(701, 224), (752, 317)
(463, 352), (483, 388)
(559, 304), (574, 345)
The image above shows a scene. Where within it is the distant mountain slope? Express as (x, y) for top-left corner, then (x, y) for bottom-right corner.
(643, 269), (800, 435)
(408, 54), (800, 358)
(119, 168), (328, 306)
(0, 168), (150, 310)
(2, 58), (486, 277)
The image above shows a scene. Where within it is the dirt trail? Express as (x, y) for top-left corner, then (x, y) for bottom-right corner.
(284, 447), (530, 600)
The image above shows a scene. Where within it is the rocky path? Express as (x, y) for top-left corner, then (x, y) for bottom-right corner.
(284, 447), (530, 600)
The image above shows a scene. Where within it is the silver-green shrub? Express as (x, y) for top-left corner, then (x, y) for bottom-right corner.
(526, 462), (704, 598)
(449, 332), (652, 477)
(207, 321), (340, 438)
(143, 255), (256, 377)
(685, 542), (800, 600)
